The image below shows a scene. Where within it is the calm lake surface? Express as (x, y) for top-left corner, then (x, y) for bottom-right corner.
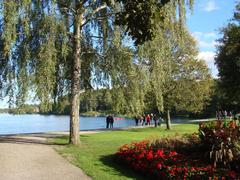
(0, 114), (192, 135)
(0, 114), (136, 135)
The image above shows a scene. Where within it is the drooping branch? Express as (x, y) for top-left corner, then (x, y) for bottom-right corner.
(81, 4), (108, 27)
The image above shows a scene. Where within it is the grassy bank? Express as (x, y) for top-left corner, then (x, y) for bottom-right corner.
(52, 124), (198, 180)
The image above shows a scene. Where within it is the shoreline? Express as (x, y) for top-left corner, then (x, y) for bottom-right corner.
(0, 118), (216, 137)
(0, 123), (184, 137)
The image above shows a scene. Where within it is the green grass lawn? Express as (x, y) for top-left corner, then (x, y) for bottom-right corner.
(52, 124), (198, 180)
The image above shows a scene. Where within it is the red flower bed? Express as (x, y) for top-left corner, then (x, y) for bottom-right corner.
(115, 140), (240, 179)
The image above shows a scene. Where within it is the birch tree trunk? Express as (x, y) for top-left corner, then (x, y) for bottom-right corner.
(166, 109), (171, 130)
(70, 8), (82, 145)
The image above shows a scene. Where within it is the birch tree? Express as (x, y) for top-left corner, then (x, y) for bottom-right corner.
(0, 0), (194, 144)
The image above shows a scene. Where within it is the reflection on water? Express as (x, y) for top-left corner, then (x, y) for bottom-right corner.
(0, 114), (135, 135)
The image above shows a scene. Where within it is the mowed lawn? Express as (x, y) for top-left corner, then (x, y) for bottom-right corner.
(52, 124), (198, 180)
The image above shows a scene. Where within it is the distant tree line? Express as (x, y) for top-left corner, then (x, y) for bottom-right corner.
(7, 104), (39, 114)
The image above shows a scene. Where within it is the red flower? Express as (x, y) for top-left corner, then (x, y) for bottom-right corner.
(156, 162), (162, 169)
(115, 138), (239, 179)
(228, 171), (236, 178)
(169, 151), (177, 157)
(156, 149), (165, 158)
(146, 151), (153, 160)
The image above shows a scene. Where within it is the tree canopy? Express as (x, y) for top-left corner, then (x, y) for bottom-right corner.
(215, 2), (240, 110)
(0, 0), (196, 143)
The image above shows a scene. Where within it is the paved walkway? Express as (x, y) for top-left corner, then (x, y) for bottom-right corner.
(0, 134), (91, 180)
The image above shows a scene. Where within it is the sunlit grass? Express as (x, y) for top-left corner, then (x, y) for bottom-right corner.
(52, 124), (198, 180)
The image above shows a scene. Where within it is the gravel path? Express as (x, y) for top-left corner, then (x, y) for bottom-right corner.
(0, 135), (91, 180)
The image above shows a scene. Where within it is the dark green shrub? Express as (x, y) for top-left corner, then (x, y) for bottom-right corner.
(199, 120), (240, 168)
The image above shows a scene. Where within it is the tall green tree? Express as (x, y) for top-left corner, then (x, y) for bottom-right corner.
(0, 0), (116, 144)
(215, 2), (240, 110)
(0, 0), (193, 144)
(163, 29), (212, 129)
(139, 23), (212, 129)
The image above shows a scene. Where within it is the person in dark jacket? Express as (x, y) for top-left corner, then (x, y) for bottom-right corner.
(106, 115), (110, 128)
(142, 114), (146, 126)
(153, 114), (158, 127)
(109, 115), (114, 128)
(134, 116), (139, 126)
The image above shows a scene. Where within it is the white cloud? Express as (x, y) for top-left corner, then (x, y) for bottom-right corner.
(198, 51), (218, 77)
(199, 40), (218, 49)
(204, 32), (217, 38)
(192, 31), (217, 40)
(203, 1), (219, 12)
(192, 31), (203, 39)
(192, 31), (218, 49)
(198, 51), (215, 63)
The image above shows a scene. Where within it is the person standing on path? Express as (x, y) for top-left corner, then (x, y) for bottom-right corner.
(216, 110), (220, 120)
(106, 115), (110, 128)
(142, 115), (146, 126)
(134, 116), (139, 126)
(146, 114), (151, 126)
(224, 110), (227, 119)
(153, 114), (158, 127)
(229, 111), (233, 120)
(218, 110), (223, 120)
(109, 115), (114, 128)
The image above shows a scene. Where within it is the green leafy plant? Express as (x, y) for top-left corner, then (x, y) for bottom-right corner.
(199, 120), (240, 168)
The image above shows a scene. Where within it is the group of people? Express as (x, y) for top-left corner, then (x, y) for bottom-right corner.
(106, 114), (114, 128)
(216, 110), (233, 120)
(105, 113), (164, 129)
(134, 114), (164, 127)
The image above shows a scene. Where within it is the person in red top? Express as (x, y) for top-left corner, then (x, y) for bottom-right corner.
(146, 114), (151, 126)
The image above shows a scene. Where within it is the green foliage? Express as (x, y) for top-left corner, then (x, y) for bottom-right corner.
(8, 104), (38, 114)
(164, 29), (212, 113)
(2, 1), (18, 55)
(215, 2), (240, 110)
(52, 96), (71, 115)
(116, 0), (194, 45)
(115, 0), (170, 45)
(0, 0), (202, 121)
(138, 25), (212, 116)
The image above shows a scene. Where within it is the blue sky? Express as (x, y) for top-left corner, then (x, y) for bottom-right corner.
(0, 0), (238, 108)
(186, 0), (237, 77)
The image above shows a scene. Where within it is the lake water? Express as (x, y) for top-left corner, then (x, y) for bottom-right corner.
(0, 114), (192, 135)
(0, 114), (135, 135)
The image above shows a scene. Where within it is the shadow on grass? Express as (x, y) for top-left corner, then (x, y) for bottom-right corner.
(127, 127), (163, 132)
(99, 154), (151, 180)
(0, 134), (69, 146)
(48, 136), (69, 145)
